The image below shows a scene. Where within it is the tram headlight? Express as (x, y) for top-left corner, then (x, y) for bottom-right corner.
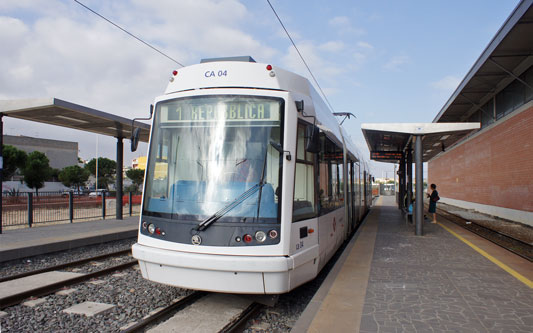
(142, 221), (147, 229)
(255, 231), (267, 243)
(148, 223), (156, 234)
(268, 229), (278, 239)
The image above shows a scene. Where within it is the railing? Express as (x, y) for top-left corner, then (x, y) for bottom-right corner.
(1, 191), (142, 229)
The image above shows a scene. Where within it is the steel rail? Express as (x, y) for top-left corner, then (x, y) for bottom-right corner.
(219, 302), (263, 333)
(0, 249), (132, 283)
(121, 291), (206, 333)
(0, 259), (137, 309)
(436, 208), (533, 262)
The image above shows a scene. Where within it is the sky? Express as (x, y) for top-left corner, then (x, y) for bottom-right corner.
(0, 0), (521, 177)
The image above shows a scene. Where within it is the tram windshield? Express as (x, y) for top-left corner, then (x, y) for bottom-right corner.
(143, 95), (283, 224)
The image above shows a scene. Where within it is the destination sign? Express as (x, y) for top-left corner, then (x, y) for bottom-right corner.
(370, 151), (403, 160)
(161, 99), (280, 123)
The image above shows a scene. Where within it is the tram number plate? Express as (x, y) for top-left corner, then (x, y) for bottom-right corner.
(204, 70), (228, 78)
(296, 240), (304, 250)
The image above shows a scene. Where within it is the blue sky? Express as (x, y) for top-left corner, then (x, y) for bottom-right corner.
(0, 0), (520, 176)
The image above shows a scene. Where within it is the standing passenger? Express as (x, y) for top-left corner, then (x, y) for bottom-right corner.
(427, 184), (439, 223)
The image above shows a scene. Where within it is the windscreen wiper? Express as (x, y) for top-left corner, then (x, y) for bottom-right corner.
(195, 182), (264, 232)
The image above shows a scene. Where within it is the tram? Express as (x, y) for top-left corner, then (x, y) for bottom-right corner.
(132, 56), (373, 294)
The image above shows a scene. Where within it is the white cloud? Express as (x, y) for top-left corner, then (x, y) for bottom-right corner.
(281, 41), (343, 83)
(431, 75), (461, 92)
(383, 55), (409, 71)
(328, 16), (365, 35)
(0, 0), (278, 161)
(319, 41), (345, 53)
(357, 41), (374, 50)
(329, 16), (351, 27)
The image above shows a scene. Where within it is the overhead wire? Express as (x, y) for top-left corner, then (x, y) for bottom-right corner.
(265, 0), (336, 113)
(72, 0), (184, 67)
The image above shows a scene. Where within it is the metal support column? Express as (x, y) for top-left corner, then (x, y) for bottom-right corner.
(116, 137), (123, 220)
(0, 114), (3, 234)
(414, 135), (424, 236)
(406, 144), (413, 215)
(398, 154), (405, 210)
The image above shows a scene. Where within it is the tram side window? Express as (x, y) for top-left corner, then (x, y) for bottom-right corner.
(338, 162), (344, 208)
(318, 136), (342, 215)
(293, 123), (316, 222)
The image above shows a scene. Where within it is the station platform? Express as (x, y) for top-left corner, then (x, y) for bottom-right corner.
(0, 217), (139, 263)
(293, 196), (533, 332)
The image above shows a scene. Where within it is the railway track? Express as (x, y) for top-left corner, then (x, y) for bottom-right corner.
(0, 252), (137, 309)
(0, 249), (132, 283)
(436, 208), (533, 262)
(121, 292), (263, 333)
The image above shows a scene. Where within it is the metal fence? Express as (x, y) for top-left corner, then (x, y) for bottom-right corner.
(1, 191), (142, 229)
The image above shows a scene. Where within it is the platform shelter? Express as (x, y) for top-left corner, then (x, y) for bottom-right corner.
(0, 98), (151, 233)
(361, 122), (479, 236)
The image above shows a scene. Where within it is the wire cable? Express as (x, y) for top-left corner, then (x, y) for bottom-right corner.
(72, 0), (184, 67)
(266, 0), (336, 113)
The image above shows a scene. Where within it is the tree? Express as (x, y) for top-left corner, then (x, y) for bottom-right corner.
(85, 157), (116, 190)
(2, 145), (27, 180)
(22, 151), (52, 195)
(126, 168), (145, 192)
(59, 165), (90, 191)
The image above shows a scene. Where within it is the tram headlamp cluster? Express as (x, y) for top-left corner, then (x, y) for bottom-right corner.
(143, 222), (165, 236)
(235, 229), (278, 244)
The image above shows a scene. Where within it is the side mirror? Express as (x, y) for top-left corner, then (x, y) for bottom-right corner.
(306, 125), (320, 153)
(130, 104), (154, 152)
(131, 127), (141, 152)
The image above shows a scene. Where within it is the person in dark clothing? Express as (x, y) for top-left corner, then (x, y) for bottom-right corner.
(427, 183), (439, 223)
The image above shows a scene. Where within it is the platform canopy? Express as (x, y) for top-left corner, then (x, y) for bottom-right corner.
(434, 0), (533, 123)
(361, 122), (480, 163)
(0, 98), (151, 142)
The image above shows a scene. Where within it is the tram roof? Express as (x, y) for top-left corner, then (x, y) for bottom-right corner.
(434, 0), (533, 123)
(0, 98), (151, 142)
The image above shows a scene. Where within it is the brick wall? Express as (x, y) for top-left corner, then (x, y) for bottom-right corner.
(428, 105), (533, 213)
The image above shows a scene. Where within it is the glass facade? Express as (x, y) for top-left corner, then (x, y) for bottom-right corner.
(474, 66), (533, 128)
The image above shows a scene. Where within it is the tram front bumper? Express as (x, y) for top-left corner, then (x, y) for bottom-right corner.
(132, 243), (292, 294)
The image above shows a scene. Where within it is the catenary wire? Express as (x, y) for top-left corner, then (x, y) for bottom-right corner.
(265, 0), (336, 113)
(72, 0), (184, 67)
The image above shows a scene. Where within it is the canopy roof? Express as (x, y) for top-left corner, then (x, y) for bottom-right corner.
(0, 98), (150, 142)
(361, 123), (480, 163)
(434, 0), (533, 123)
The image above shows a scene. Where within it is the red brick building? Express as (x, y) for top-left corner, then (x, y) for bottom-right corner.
(429, 0), (533, 226)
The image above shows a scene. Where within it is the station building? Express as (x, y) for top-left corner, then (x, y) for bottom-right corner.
(3, 134), (78, 171)
(428, 0), (533, 226)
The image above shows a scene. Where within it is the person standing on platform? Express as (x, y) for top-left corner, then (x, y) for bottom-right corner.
(427, 183), (439, 223)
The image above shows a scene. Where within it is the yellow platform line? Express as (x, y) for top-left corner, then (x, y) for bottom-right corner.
(438, 222), (533, 288)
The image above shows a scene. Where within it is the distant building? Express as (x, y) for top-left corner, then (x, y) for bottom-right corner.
(132, 156), (147, 169)
(3, 135), (78, 170)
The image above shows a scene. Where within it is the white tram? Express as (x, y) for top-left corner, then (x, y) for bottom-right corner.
(132, 56), (373, 294)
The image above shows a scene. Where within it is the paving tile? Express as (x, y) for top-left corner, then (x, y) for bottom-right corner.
(360, 197), (533, 332)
